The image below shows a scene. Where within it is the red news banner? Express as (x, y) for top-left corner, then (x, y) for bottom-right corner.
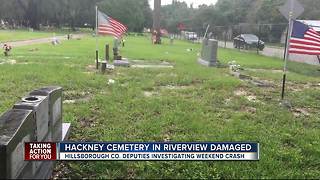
(25, 142), (57, 160)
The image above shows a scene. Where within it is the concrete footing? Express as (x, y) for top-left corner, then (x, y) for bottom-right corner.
(198, 58), (217, 67)
(114, 58), (130, 67)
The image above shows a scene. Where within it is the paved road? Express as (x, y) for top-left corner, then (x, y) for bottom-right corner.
(0, 34), (85, 47)
(218, 41), (319, 65)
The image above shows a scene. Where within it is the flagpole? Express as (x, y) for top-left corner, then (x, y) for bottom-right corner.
(281, 1), (294, 100)
(95, 5), (99, 69)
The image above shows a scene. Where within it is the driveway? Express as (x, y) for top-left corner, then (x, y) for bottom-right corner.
(0, 34), (85, 47)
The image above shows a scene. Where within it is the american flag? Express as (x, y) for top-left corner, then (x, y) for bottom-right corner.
(97, 10), (127, 38)
(289, 20), (320, 55)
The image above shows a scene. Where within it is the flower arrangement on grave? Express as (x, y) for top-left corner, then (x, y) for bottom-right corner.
(3, 44), (12, 56)
(228, 61), (241, 72)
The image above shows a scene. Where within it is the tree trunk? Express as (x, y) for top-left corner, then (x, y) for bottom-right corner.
(28, 0), (40, 30)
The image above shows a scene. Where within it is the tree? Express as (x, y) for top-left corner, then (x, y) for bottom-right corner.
(98, 0), (152, 32)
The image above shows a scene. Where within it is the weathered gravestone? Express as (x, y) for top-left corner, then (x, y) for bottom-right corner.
(29, 86), (63, 142)
(198, 38), (218, 67)
(13, 96), (50, 142)
(113, 38), (130, 67)
(13, 94), (54, 179)
(0, 86), (70, 179)
(0, 109), (36, 179)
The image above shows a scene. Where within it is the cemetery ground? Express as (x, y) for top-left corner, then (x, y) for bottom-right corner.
(0, 33), (319, 179)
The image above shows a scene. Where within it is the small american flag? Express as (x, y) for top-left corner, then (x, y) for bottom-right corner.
(289, 20), (320, 55)
(98, 10), (127, 38)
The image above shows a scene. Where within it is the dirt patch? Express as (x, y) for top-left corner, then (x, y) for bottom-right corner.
(0, 59), (31, 65)
(126, 168), (136, 179)
(163, 134), (171, 142)
(246, 95), (258, 103)
(224, 98), (232, 105)
(85, 64), (97, 72)
(82, 71), (94, 75)
(287, 82), (320, 92)
(143, 91), (159, 97)
(156, 73), (177, 78)
(250, 79), (274, 87)
(63, 90), (92, 104)
(292, 108), (311, 117)
(63, 97), (91, 104)
(303, 83), (320, 90)
(79, 116), (98, 128)
(239, 106), (257, 114)
(234, 89), (248, 96)
(64, 64), (79, 68)
(29, 48), (39, 52)
(160, 85), (193, 90)
(234, 88), (260, 103)
(52, 162), (72, 179)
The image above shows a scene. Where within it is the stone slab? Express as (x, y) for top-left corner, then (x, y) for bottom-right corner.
(131, 64), (174, 68)
(114, 59), (130, 67)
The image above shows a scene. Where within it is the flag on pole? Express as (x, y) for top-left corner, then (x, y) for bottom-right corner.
(289, 20), (320, 55)
(97, 10), (127, 38)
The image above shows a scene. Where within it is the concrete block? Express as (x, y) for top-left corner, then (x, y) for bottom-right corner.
(114, 58), (130, 67)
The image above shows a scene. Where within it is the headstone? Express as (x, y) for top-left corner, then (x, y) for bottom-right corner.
(29, 86), (63, 142)
(0, 109), (36, 179)
(13, 96), (52, 178)
(113, 38), (121, 60)
(113, 38), (130, 67)
(0, 86), (70, 179)
(13, 96), (50, 142)
(198, 38), (218, 67)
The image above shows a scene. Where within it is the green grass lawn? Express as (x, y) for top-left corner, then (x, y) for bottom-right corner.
(0, 30), (64, 42)
(0, 35), (319, 179)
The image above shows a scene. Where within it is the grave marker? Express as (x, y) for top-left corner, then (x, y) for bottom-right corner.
(0, 109), (36, 179)
(0, 86), (70, 179)
(198, 37), (218, 67)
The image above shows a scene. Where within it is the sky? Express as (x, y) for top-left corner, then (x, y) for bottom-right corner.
(149, 0), (217, 9)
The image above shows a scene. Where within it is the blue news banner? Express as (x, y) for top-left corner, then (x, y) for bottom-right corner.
(58, 142), (259, 161)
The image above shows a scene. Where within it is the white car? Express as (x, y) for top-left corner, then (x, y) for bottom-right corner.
(185, 32), (198, 40)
